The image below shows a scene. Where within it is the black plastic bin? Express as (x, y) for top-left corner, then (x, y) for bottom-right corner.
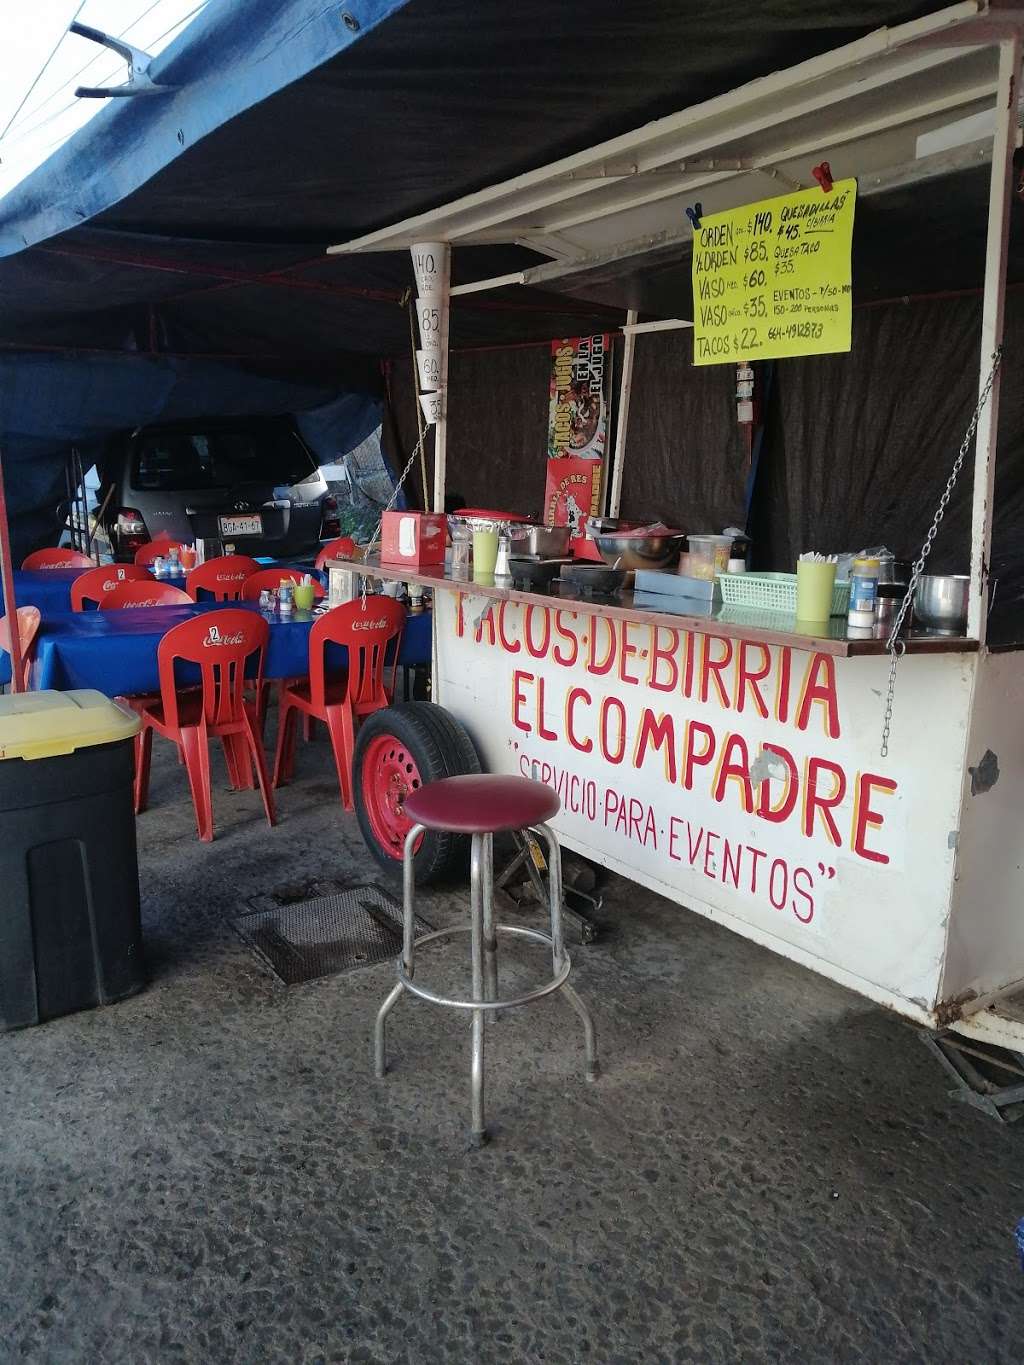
(0, 690), (145, 1031)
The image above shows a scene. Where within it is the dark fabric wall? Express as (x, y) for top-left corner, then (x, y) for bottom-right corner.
(384, 296), (1023, 612)
(749, 294), (1024, 581)
(387, 343), (565, 517)
(616, 329), (746, 529)
(386, 330), (745, 526)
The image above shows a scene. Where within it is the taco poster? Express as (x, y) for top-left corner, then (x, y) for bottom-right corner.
(547, 334), (610, 460)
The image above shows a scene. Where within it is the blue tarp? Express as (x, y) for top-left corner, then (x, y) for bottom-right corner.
(0, 352), (383, 562)
(0, 0), (411, 257)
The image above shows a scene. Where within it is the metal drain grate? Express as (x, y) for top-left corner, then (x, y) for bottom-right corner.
(232, 884), (430, 985)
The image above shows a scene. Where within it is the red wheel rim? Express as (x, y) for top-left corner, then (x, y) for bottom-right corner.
(361, 733), (424, 860)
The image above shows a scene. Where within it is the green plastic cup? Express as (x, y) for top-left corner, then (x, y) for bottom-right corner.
(472, 529), (499, 574)
(796, 560), (837, 621)
(293, 583), (316, 611)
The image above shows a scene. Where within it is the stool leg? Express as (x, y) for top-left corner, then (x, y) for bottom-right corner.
(374, 822), (424, 1079)
(375, 983), (404, 1079)
(534, 822), (600, 1082)
(469, 833), (487, 1146)
(481, 831), (499, 1003)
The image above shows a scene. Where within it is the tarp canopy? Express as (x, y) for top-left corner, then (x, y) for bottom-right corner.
(0, 352), (384, 558)
(0, 0), (943, 362)
(0, 0), (994, 558)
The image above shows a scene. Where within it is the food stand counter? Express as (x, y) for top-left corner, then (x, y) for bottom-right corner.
(342, 557), (1020, 1034)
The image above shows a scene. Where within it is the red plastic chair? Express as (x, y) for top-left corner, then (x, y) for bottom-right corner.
(0, 607), (41, 690)
(240, 568), (326, 602)
(22, 547), (93, 570)
(273, 598), (406, 809)
(134, 538), (187, 567)
(315, 537), (357, 570)
(71, 564), (153, 611)
(100, 581), (192, 609)
(185, 554), (259, 601)
(134, 609), (275, 842)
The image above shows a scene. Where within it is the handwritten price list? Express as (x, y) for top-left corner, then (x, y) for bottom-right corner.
(691, 179), (856, 365)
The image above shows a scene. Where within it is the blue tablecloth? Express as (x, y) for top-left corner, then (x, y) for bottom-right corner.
(2, 569), (90, 615)
(0, 602), (432, 694)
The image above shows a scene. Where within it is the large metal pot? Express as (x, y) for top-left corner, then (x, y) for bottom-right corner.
(593, 530), (685, 571)
(515, 523), (572, 558)
(914, 574), (969, 631)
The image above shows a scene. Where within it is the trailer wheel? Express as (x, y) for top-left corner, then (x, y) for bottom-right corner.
(354, 703), (481, 884)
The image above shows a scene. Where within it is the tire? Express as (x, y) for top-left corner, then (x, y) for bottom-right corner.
(353, 702), (482, 884)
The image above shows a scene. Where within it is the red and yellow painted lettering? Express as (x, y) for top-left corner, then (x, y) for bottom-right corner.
(852, 771), (898, 864)
(796, 653), (840, 739)
(712, 732), (754, 813)
(682, 720), (716, 790)
(552, 610), (579, 667)
(756, 743), (799, 824)
(565, 686), (593, 753)
(497, 599), (520, 654)
(803, 756), (847, 844)
(512, 669), (532, 733)
(647, 625), (680, 692)
(633, 709), (677, 784)
(699, 635), (733, 709)
(735, 640), (771, 719)
(524, 604), (551, 659)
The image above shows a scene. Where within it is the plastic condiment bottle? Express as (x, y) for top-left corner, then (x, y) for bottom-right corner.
(847, 556), (880, 628)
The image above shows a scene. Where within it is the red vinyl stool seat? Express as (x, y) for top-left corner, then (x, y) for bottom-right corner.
(403, 774), (559, 834)
(375, 770), (598, 1146)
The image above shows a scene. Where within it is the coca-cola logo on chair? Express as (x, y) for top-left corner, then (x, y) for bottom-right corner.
(351, 617), (389, 632)
(203, 624), (246, 647)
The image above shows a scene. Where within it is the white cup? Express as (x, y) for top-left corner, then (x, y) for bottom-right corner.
(416, 297), (443, 348)
(419, 391), (443, 425)
(411, 241), (447, 299)
(416, 348), (441, 392)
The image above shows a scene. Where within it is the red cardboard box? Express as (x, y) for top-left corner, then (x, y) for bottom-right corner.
(381, 511), (447, 567)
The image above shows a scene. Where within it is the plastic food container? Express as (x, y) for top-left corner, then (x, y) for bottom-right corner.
(686, 534), (733, 581)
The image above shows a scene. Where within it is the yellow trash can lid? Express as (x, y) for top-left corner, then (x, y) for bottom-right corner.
(0, 690), (140, 761)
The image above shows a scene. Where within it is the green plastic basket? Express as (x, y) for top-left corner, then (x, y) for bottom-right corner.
(716, 571), (851, 617)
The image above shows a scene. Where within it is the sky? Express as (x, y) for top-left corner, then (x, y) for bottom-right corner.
(0, 0), (206, 201)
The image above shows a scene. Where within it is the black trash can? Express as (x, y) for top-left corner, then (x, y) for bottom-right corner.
(0, 689), (145, 1031)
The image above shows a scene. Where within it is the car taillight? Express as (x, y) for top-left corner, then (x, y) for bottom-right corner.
(321, 495), (340, 538)
(114, 507), (149, 560)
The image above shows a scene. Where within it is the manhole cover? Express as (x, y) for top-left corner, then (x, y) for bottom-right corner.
(231, 884), (430, 985)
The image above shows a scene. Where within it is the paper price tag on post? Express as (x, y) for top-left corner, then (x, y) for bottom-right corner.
(691, 179), (857, 365)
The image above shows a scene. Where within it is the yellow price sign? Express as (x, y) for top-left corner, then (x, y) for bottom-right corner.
(691, 179), (856, 365)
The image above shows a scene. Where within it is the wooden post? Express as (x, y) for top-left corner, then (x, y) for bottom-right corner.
(968, 34), (1020, 643)
(608, 309), (638, 518)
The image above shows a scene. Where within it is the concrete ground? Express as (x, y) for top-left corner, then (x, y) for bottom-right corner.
(1, 721), (1022, 1365)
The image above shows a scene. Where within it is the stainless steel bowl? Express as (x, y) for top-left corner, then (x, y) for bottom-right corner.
(514, 523), (571, 558)
(914, 574), (969, 631)
(594, 532), (685, 571)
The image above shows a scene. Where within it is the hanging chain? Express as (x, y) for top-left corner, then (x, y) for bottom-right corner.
(880, 347), (1002, 758)
(360, 427), (431, 604)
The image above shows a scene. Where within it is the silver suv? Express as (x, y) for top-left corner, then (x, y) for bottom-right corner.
(99, 417), (339, 561)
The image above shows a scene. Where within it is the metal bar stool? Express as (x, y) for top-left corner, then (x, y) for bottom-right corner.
(374, 774), (598, 1146)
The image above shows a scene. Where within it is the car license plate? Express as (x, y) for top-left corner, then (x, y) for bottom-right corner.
(218, 514), (263, 536)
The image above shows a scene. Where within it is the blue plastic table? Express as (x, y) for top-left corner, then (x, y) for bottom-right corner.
(2, 569), (89, 616)
(0, 602), (432, 694)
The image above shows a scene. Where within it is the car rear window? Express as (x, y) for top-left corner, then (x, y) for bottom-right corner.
(133, 427), (318, 491)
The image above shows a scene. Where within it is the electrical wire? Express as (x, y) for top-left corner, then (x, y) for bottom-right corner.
(0, 0), (87, 147)
(3, 0), (207, 148)
(4, 0), (165, 138)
